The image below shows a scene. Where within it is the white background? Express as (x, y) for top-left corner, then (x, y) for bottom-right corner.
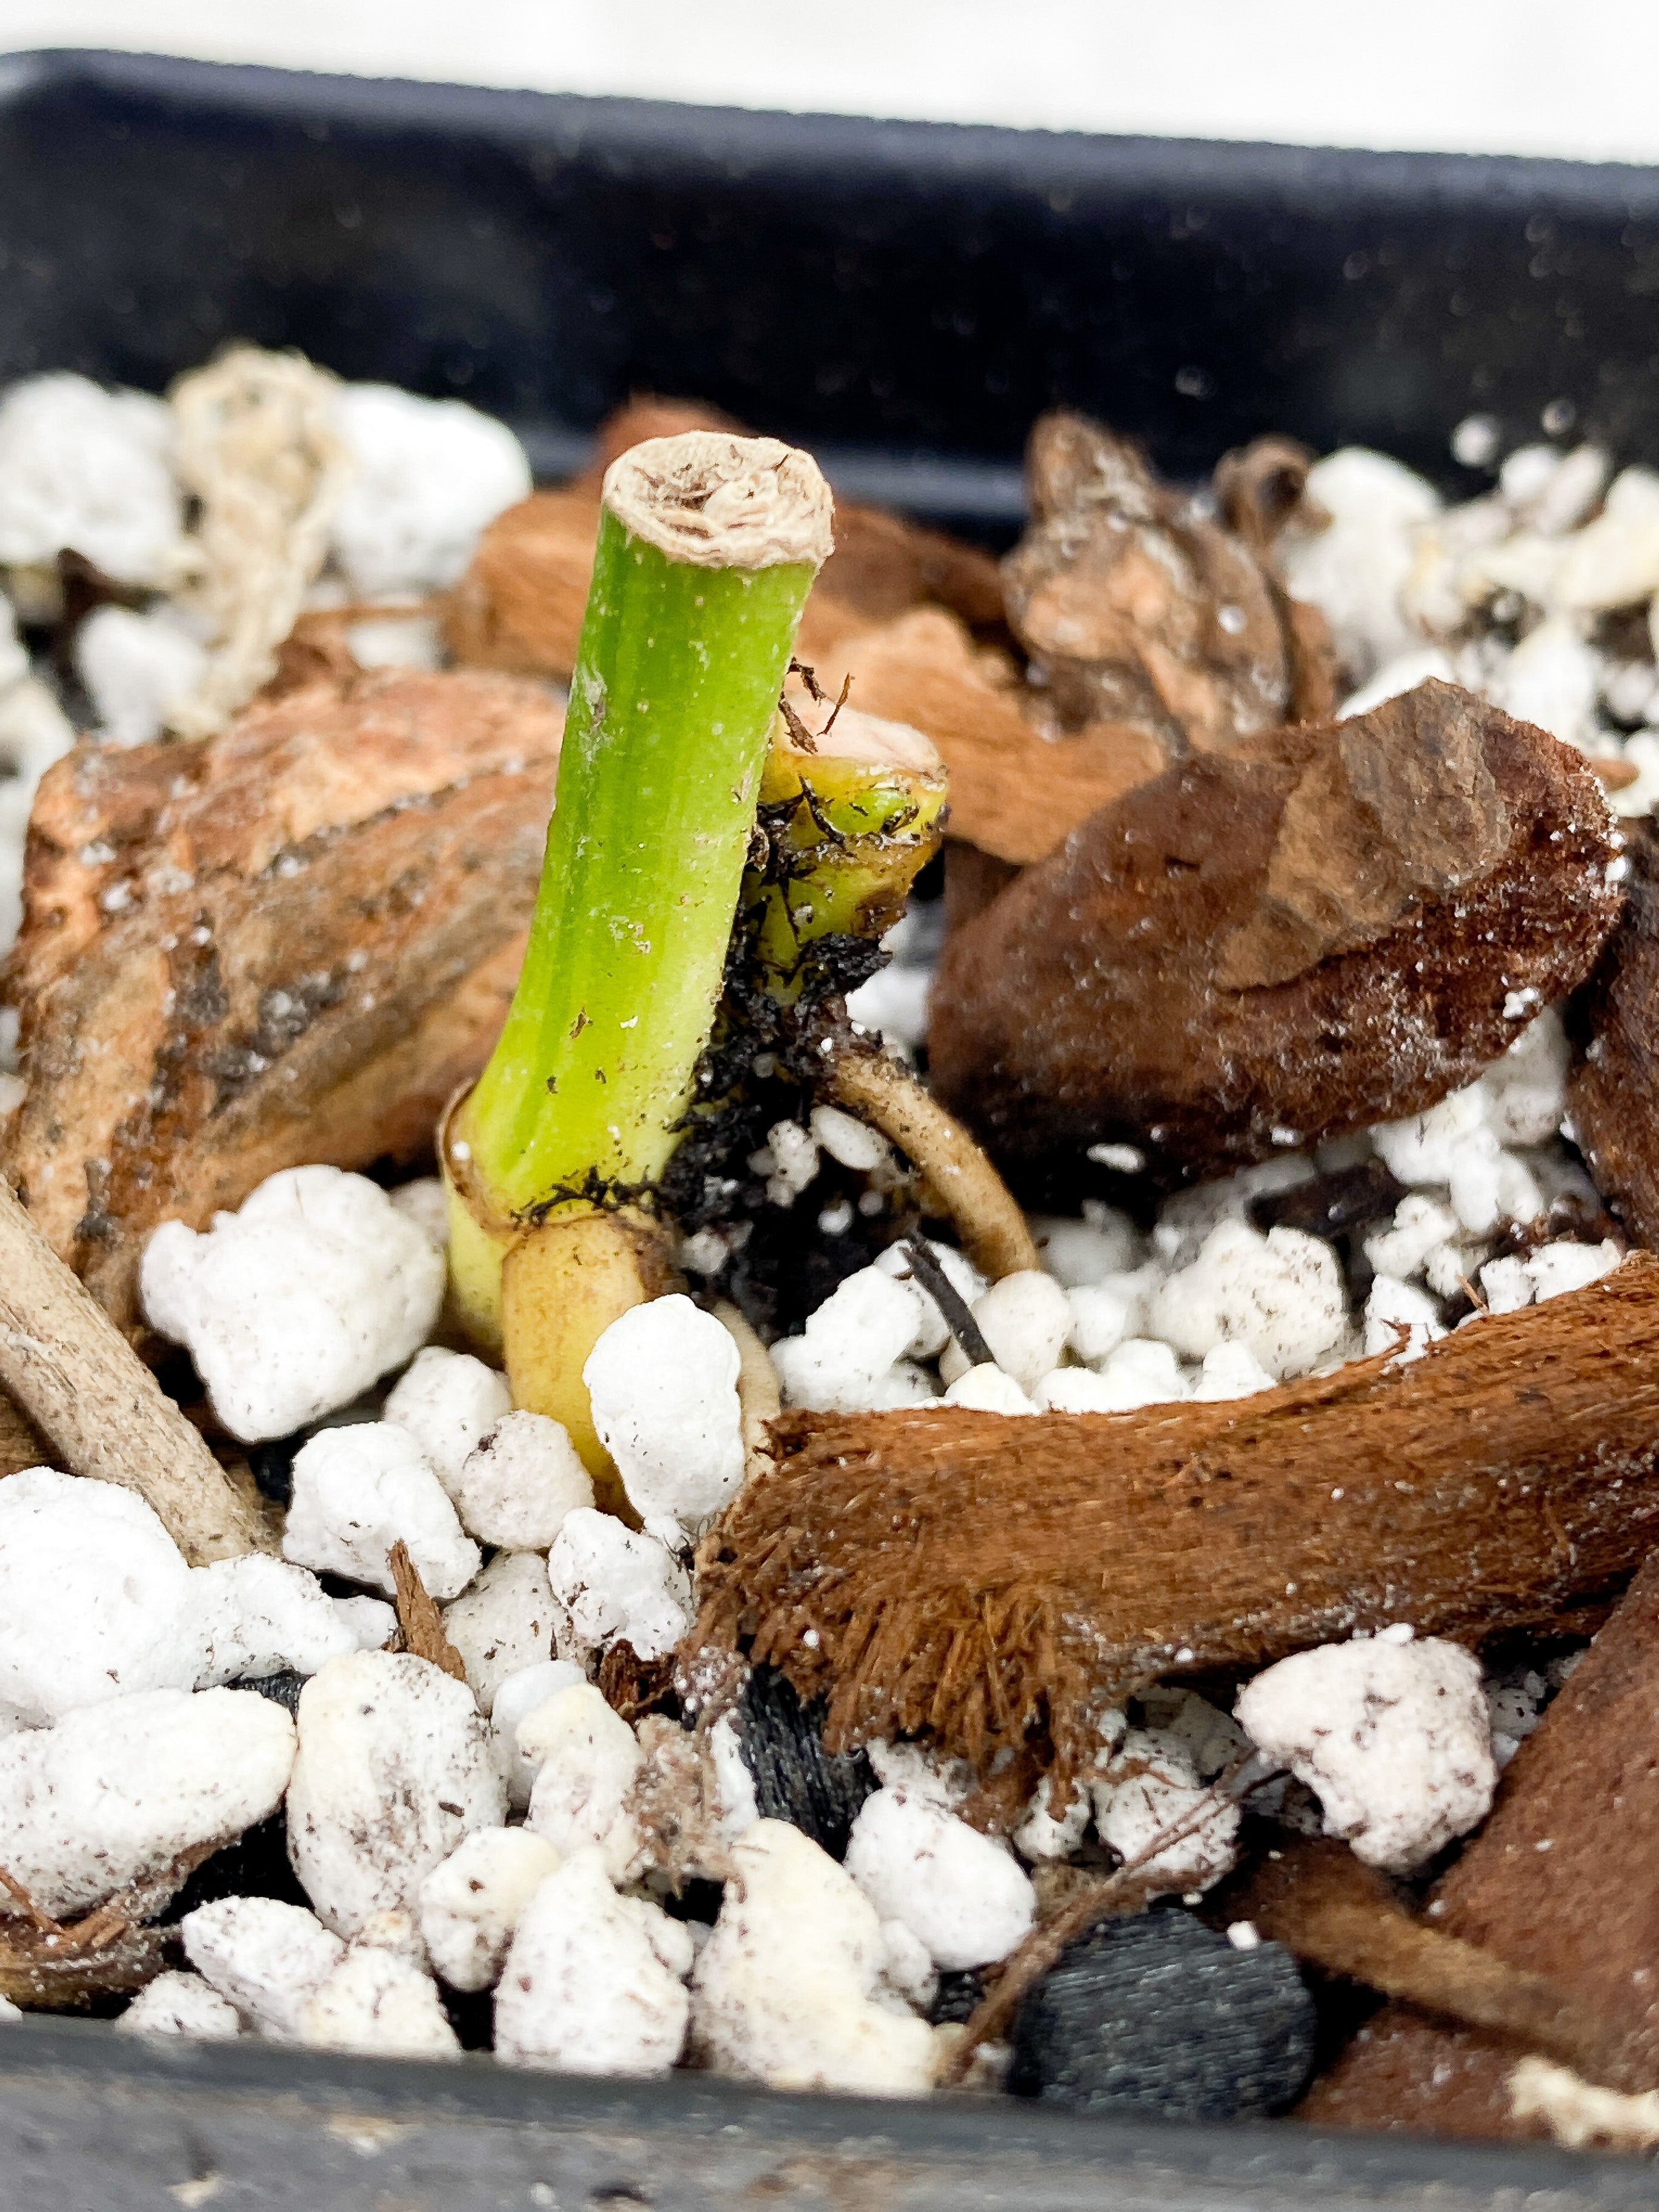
(1, 1), (1658, 165)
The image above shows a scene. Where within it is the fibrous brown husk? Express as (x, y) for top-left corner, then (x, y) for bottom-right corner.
(1001, 413), (1322, 752)
(693, 1255), (1659, 1790)
(1566, 815), (1659, 1247)
(1298, 1547), (1659, 2139)
(4, 666), (562, 1329)
(929, 680), (1623, 1187)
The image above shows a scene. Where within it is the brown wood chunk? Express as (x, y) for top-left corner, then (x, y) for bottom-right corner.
(693, 1255), (1659, 1786)
(4, 666), (562, 1329)
(929, 680), (1623, 1187)
(1568, 815), (1659, 1248)
(1003, 412), (1294, 752)
(1298, 1547), (1659, 2140)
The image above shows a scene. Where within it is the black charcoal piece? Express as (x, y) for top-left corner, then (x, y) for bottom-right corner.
(1010, 1906), (1317, 2122)
(160, 1813), (310, 1924)
(734, 1666), (877, 1861)
(248, 1437), (298, 1505)
(930, 1968), (988, 2025)
(241, 1671), (306, 1718)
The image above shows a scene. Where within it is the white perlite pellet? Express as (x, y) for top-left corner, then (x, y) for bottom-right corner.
(189, 1553), (394, 1687)
(384, 1347), (514, 1495)
(1235, 1635), (1496, 1873)
(523, 1684), (643, 1881)
(296, 1945), (460, 2056)
(417, 1825), (562, 1993)
(181, 1896), (345, 2040)
(691, 1820), (939, 2096)
(491, 1659), (589, 1805)
(1012, 1775), (1091, 1862)
(118, 1971), (241, 2041)
(0, 1469), (196, 1724)
(771, 1265), (934, 1413)
(1149, 1221), (1346, 1381)
(943, 1364), (1037, 1415)
(968, 1270), (1072, 1392)
(286, 1651), (505, 1939)
(495, 1845), (692, 2076)
(0, 373), (188, 588)
(583, 1295), (745, 1540)
(0, 1689), (295, 1920)
(282, 1421), (480, 1601)
(441, 1550), (556, 1713)
(451, 1410), (594, 1550)
(76, 603), (208, 747)
(1032, 1204), (1140, 1289)
(546, 1509), (691, 1663)
(329, 384), (531, 597)
(844, 1782), (1035, 1971)
(1091, 1729), (1240, 1899)
(141, 1166), (446, 1442)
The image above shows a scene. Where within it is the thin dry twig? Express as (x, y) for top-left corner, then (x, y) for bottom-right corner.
(0, 1864), (61, 1934)
(940, 1754), (1268, 2084)
(387, 1539), (468, 1684)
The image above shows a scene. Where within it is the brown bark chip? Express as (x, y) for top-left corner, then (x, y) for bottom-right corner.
(693, 1255), (1659, 1788)
(4, 666), (562, 1329)
(1568, 816), (1659, 1247)
(1299, 1549), (1659, 2141)
(387, 1540), (468, 1684)
(929, 681), (1623, 1187)
(1002, 413), (1295, 752)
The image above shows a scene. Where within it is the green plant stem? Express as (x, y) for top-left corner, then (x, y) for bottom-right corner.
(464, 503), (819, 1212)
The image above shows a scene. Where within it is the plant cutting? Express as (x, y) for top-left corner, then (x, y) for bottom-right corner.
(442, 431), (836, 1488)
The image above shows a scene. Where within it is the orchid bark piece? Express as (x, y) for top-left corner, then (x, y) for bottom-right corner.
(0, 1174), (266, 1562)
(444, 433), (832, 1476)
(931, 680), (1623, 1189)
(5, 667), (562, 1332)
(694, 1255), (1659, 1789)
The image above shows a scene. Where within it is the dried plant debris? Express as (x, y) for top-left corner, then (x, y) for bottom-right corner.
(1002, 413), (1308, 754)
(929, 681), (1622, 1189)
(1566, 815), (1659, 1246)
(5, 666), (562, 1327)
(694, 1255), (1659, 1786)
(1008, 1906), (1317, 2121)
(1300, 1547), (1659, 2140)
(1216, 1839), (1607, 2076)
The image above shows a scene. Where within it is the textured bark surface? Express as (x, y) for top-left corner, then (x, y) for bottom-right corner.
(1298, 1549), (1659, 2140)
(1567, 815), (1659, 1247)
(929, 681), (1622, 1187)
(693, 1255), (1659, 1787)
(4, 666), (562, 1329)
(1003, 413), (1298, 752)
